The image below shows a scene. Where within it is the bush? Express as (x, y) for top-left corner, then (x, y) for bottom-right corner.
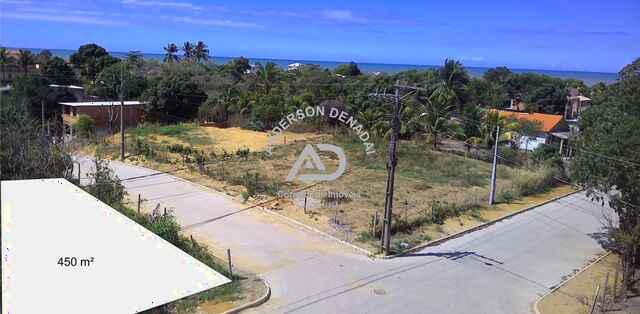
(73, 114), (96, 138)
(512, 164), (558, 196)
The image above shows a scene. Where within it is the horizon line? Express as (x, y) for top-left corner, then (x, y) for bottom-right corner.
(2, 45), (619, 75)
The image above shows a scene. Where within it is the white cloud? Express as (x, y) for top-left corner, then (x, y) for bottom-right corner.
(2, 12), (128, 26)
(122, 0), (202, 10)
(0, 0), (31, 5)
(321, 9), (367, 23)
(161, 16), (262, 28)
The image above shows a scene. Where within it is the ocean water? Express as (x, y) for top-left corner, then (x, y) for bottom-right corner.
(26, 48), (617, 86)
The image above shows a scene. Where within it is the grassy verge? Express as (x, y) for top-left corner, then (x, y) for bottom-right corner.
(537, 253), (621, 314)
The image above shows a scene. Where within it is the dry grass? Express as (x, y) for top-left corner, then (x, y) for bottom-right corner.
(537, 253), (621, 314)
(83, 124), (566, 253)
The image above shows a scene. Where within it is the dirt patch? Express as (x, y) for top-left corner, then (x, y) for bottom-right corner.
(537, 253), (621, 314)
(195, 276), (268, 314)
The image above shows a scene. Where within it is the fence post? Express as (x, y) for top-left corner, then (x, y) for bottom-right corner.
(613, 264), (619, 302)
(602, 272), (610, 312)
(137, 193), (141, 214)
(372, 211), (379, 238)
(227, 248), (233, 279)
(303, 192), (308, 214)
(589, 284), (600, 314)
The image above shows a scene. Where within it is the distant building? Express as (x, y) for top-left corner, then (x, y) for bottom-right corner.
(565, 88), (591, 122)
(494, 110), (568, 151)
(50, 84), (86, 102)
(508, 95), (527, 111)
(287, 62), (304, 71)
(0, 49), (42, 84)
(553, 88), (592, 157)
(61, 101), (145, 137)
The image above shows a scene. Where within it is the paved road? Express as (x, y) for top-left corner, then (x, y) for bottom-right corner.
(76, 157), (612, 314)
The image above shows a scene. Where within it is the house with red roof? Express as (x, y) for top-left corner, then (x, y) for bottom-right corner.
(494, 110), (569, 151)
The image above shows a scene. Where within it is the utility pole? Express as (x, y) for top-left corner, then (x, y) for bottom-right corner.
(488, 125), (500, 205)
(41, 100), (45, 136)
(369, 80), (421, 255)
(119, 60), (125, 161)
(380, 81), (401, 254)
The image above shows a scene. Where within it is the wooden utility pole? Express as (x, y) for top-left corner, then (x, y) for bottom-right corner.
(488, 126), (500, 205)
(369, 81), (422, 255)
(381, 81), (401, 254)
(119, 60), (126, 161)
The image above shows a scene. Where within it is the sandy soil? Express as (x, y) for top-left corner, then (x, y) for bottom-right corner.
(537, 253), (621, 314)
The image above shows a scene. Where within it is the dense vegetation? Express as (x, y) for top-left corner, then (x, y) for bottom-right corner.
(572, 57), (640, 291)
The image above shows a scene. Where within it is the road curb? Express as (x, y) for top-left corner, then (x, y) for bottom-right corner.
(260, 207), (375, 256)
(221, 278), (271, 314)
(532, 251), (611, 314)
(380, 188), (584, 259)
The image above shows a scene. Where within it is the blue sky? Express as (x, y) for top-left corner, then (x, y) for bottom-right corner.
(1, 0), (638, 72)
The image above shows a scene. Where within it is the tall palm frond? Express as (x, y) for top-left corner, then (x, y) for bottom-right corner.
(194, 41), (209, 63)
(181, 42), (194, 63)
(163, 43), (180, 63)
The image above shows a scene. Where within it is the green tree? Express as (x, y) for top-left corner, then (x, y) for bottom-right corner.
(571, 61), (640, 289)
(483, 66), (512, 85)
(194, 41), (210, 63)
(181, 42), (195, 63)
(0, 97), (71, 180)
(255, 62), (280, 94)
(94, 61), (147, 99)
(142, 71), (207, 121)
(70, 43), (119, 81)
(335, 62), (361, 76)
(417, 86), (456, 149)
(17, 49), (34, 73)
(42, 57), (78, 85)
(223, 57), (251, 82)
(438, 59), (470, 112)
(163, 43), (180, 63)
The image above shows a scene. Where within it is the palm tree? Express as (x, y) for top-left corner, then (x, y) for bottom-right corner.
(255, 62), (279, 94)
(416, 86), (457, 150)
(17, 49), (34, 74)
(163, 43), (180, 63)
(181, 42), (194, 63)
(0, 48), (15, 83)
(193, 41), (209, 63)
(438, 59), (470, 112)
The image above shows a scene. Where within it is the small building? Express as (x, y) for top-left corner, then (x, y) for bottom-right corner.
(50, 84), (86, 101)
(495, 110), (568, 151)
(565, 88), (591, 122)
(61, 101), (145, 137)
(287, 62), (304, 71)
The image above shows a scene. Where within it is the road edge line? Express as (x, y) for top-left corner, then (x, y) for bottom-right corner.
(381, 188), (584, 259)
(221, 277), (272, 314)
(531, 251), (611, 314)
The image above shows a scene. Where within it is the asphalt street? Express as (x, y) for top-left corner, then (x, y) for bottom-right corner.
(76, 157), (612, 314)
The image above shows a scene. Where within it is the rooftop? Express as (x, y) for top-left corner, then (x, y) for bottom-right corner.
(494, 110), (565, 132)
(60, 100), (146, 107)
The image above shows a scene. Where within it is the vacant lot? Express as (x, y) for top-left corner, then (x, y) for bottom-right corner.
(86, 124), (564, 253)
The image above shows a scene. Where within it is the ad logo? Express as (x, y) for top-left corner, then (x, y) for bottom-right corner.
(286, 144), (347, 182)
